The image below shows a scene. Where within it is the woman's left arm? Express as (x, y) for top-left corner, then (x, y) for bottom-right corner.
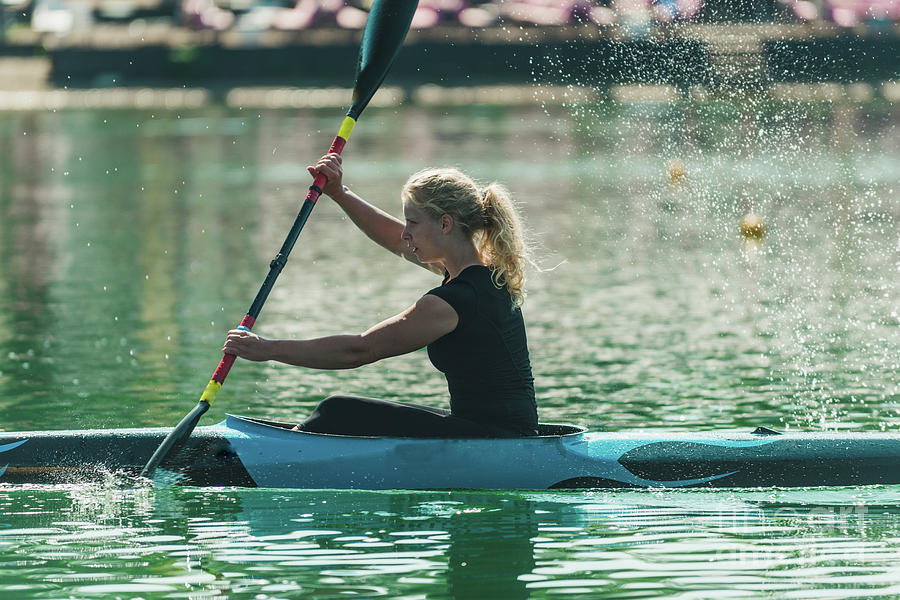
(222, 295), (458, 369)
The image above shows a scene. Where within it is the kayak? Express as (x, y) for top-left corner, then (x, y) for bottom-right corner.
(1, 414), (898, 489)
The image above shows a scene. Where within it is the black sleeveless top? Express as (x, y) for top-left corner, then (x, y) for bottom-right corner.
(426, 265), (538, 435)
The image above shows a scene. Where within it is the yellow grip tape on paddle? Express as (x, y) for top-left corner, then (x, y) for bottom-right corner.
(338, 116), (356, 141)
(199, 380), (222, 404)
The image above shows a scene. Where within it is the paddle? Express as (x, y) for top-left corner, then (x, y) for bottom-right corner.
(140, 0), (418, 479)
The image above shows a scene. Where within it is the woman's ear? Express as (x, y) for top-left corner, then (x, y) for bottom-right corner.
(440, 214), (454, 234)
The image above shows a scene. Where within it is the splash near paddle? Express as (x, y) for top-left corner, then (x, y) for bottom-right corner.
(140, 0), (419, 479)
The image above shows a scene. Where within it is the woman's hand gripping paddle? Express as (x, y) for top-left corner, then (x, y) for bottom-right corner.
(140, 0), (418, 479)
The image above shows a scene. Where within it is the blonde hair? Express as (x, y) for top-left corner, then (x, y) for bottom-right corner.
(402, 167), (530, 307)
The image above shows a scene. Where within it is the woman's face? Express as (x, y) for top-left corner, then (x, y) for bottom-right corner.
(401, 202), (445, 264)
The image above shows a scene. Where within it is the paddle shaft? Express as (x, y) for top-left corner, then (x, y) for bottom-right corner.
(138, 119), (354, 478)
(204, 124), (352, 398)
(140, 0), (419, 479)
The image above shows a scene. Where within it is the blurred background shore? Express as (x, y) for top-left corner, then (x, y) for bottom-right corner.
(1, 0), (898, 108)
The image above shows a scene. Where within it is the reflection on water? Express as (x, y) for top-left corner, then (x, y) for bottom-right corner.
(1, 485), (899, 598)
(0, 101), (897, 434)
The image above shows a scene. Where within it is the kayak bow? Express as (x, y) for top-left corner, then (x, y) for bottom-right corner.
(2, 416), (899, 489)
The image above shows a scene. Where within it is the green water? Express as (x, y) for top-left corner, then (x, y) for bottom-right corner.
(0, 101), (898, 597)
(2, 486), (900, 598)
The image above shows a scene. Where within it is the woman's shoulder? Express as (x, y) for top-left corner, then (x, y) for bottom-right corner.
(427, 273), (477, 321)
(429, 270), (477, 300)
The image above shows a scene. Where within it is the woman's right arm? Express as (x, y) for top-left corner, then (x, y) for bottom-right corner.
(309, 154), (441, 273)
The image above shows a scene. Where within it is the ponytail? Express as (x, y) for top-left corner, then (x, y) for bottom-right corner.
(479, 183), (528, 308)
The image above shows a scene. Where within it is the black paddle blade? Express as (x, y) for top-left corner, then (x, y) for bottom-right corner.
(348, 0), (418, 119)
(139, 400), (210, 479)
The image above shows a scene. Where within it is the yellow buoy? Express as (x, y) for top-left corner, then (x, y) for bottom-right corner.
(740, 213), (765, 240)
(667, 159), (686, 185)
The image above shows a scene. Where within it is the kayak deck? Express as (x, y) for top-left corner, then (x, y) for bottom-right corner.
(1, 415), (899, 489)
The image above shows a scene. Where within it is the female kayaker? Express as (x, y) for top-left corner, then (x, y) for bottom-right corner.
(223, 153), (537, 437)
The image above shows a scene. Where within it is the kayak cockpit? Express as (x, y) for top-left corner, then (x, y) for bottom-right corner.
(224, 414), (586, 439)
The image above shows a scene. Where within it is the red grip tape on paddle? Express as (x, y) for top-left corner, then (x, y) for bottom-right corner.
(309, 173), (327, 204)
(307, 135), (347, 205)
(329, 136), (347, 155)
(212, 315), (256, 383)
